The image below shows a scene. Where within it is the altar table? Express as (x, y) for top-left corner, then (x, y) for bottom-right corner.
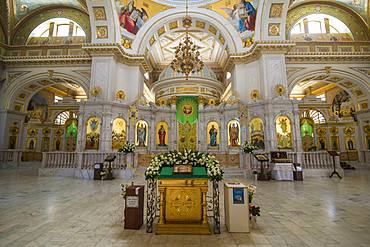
(156, 166), (210, 235)
(272, 163), (294, 181)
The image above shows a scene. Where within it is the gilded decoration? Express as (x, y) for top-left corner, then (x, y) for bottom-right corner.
(96, 26), (108, 39)
(268, 23), (280, 36)
(344, 127), (355, 136)
(129, 105), (138, 124)
(316, 127), (327, 136)
(116, 90), (126, 100)
(269, 3), (284, 18)
(93, 7), (107, 21)
(122, 38), (132, 49)
(330, 126), (339, 135)
(42, 128), (50, 136)
(196, 21), (205, 29)
(157, 26), (166, 36)
(250, 118), (265, 150)
(275, 84), (285, 96)
(90, 86), (102, 97)
(250, 89), (260, 101)
(27, 128), (38, 137)
(169, 21), (178, 30)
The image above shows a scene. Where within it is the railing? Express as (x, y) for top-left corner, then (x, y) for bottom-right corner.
(300, 151), (333, 169)
(249, 151), (334, 171)
(81, 152), (129, 169)
(43, 152), (77, 168)
(0, 150), (22, 163)
(42, 152), (132, 169)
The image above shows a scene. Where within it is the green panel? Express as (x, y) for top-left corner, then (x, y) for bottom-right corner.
(301, 121), (313, 137)
(176, 96), (198, 125)
(158, 166), (208, 179)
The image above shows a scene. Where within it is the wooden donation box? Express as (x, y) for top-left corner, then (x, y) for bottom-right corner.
(124, 185), (144, 229)
(156, 166), (210, 235)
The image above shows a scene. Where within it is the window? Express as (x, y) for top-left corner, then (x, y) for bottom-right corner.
(301, 110), (326, 124)
(291, 14), (352, 37)
(29, 18), (86, 39)
(55, 111), (77, 125)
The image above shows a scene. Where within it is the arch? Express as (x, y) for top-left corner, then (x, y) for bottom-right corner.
(300, 109), (326, 124)
(12, 6), (91, 45)
(286, 1), (370, 40)
(131, 7), (244, 54)
(287, 67), (370, 111)
(54, 111), (78, 125)
(3, 70), (90, 112)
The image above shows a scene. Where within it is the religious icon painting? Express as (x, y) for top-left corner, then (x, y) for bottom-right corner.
(112, 118), (127, 150)
(207, 121), (219, 147)
(232, 188), (245, 204)
(85, 116), (101, 150)
(228, 119), (240, 147)
(276, 115), (292, 149)
(135, 120), (148, 147)
(249, 118), (265, 149)
(156, 121), (168, 147)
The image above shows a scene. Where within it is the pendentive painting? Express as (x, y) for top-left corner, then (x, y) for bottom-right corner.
(204, 0), (258, 45)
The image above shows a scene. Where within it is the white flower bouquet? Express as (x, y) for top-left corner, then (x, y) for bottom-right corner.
(145, 149), (223, 181)
(118, 141), (136, 154)
(241, 141), (258, 153)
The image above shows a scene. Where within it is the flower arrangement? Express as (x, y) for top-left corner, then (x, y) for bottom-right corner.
(247, 184), (261, 219)
(242, 141), (258, 153)
(246, 184), (256, 203)
(118, 141), (135, 154)
(145, 149), (223, 181)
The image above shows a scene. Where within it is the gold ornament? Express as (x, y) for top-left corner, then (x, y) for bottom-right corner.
(116, 90), (125, 100)
(330, 126), (338, 135)
(121, 38), (132, 49)
(268, 23), (280, 36)
(27, 128), (38, 136)
(90, 86), (102, 97)
(364, 124), (370, 134)
(156, 98), (167, 106)
(250, 90), (260, 101)
(93, 7), (106, 21)
(316, 127), (327, 136)
(170, 96), (177, 105)
(198, 96), (206, 105)
(42, 128), (50, 136)
(344, 127), (355, 136)
(275, 84), (285, 96)
(96, 26), (108, 39)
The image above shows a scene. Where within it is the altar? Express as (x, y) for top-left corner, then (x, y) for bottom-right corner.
(156, 166), (210, 235)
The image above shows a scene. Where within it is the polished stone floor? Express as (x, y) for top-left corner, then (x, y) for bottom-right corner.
(1, 164), (370, 247)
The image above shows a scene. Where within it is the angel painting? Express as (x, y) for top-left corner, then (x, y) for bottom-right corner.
(222, 0), (257, 33)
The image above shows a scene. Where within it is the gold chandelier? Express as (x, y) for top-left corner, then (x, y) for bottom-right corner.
(170, 0), (204, 80)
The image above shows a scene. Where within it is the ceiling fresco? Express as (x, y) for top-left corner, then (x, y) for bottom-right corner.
(116, 0), (258, 47)
(13, 0), (85, 22)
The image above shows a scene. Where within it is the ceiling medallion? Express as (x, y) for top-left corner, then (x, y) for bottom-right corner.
(170, 0), (204, 80)
(90, 86), (102, 97)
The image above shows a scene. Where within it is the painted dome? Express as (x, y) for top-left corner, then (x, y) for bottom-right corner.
(158, 64), (218, 81)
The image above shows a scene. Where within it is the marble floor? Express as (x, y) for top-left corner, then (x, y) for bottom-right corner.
(1, 164), (370, 247)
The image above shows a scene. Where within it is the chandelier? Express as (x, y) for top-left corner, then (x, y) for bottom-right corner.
(170, 0), (204, 80)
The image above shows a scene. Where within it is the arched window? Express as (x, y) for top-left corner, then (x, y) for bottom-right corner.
(29, 18), (86, 39)
(301, 110), (326, 124)
(290, 14), (353, 41)
(55, 111), (77, 125)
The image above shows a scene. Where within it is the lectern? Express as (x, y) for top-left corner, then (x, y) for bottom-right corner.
(327, 151), (342, 179)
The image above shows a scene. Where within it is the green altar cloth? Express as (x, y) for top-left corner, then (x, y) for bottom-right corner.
(158, 166), (208, 179)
